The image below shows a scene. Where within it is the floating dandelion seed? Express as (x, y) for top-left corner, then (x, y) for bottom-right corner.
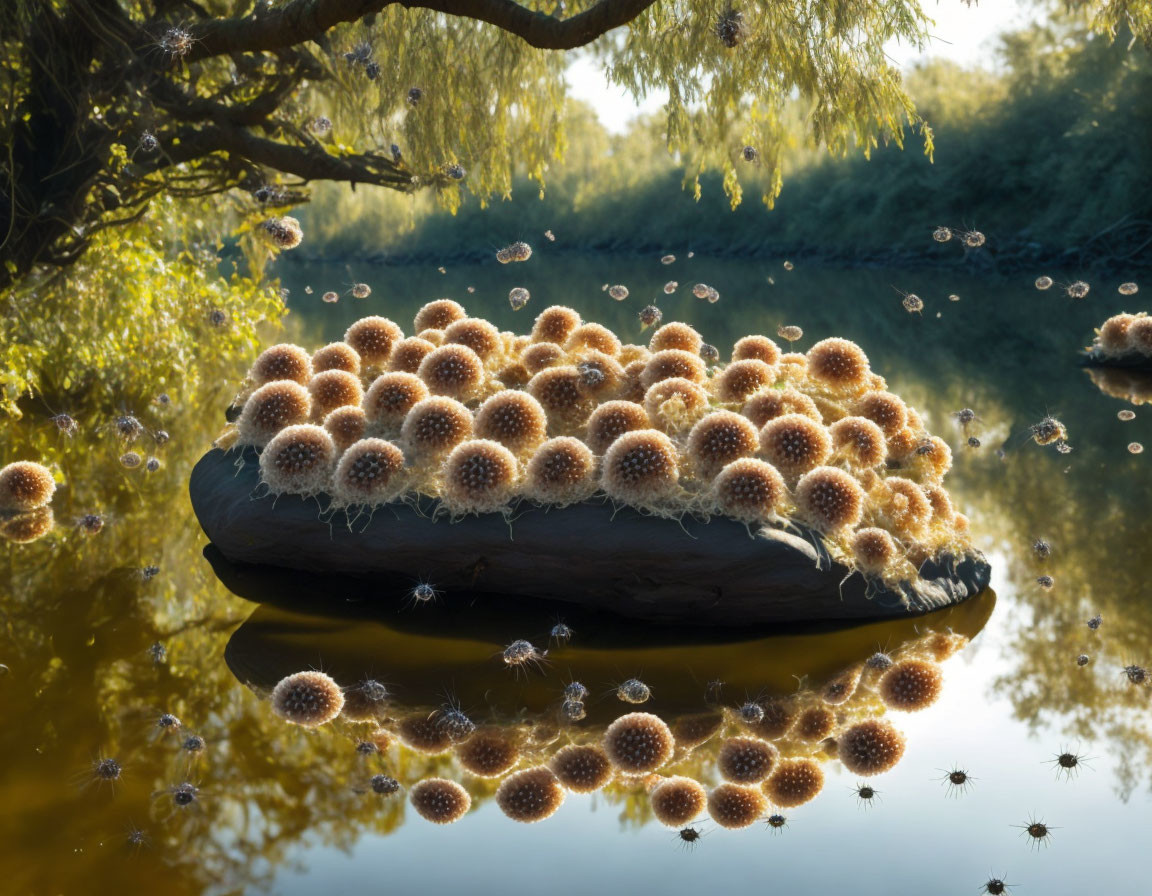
(639, 305), (663, 329)
(149, 642), (166, 664)
(168, 782), (198, 808)
(182, 734), (206, 754)
(409, 582), (439, 605)
(1066, 280), (1090, 299)
(311, 116), (331, 134)
(1017, 817), (1054, 849)
(1076, 654), (1090, 666)
(853, 783), (879, 808)
(1035, 276), (1053, 290)
(502, 639), (547, 673)
(1087, 614), (1102, 630)
(364, 61), (381, 80)
(1119, 281), (1139, 295)
(560, 699), (587, 722)
(92, 757), (122, 786)
(1029, 416), (1067, 446)
(1036, 575), (1054, 590)
(509, 287), (530, 310)
(692, 283), (711, 299)
(663, 281), (678, 294)
(496, 241), (532, 263)
(351, 283), (371, 299)
(608, 284), (629, 301)
(948, 293), (961, 302)
(982, 876), (1013, 895)
(661, 254), (676, 265)
(714, 7), (746, 47)
(145, 457), (160, 473)
(564, 682), (589, 702)
(736, 701), (764, 725)
(932, 227), (952, 243)
(119, 451), (142, 469)
(370, 774), (401, 795)
(1048, 749), (1090, 780)
(1118, 409), (1136, 421)
(765, 813), (787, 833)
(261, 216), (303, 250)
(676, 826), (702, 849)
(777, 325), (803, 343)
(783, 260), (794, 271)
(865, 651), (894, 671)
(407, 86), (423, 105)
(940, 767), (974, 796)
(550, 622), (572, 645)
(544, 230), (555, 241)
(159, 26), (193, 57)
(902, 294), (924, 314)
(705, 287), (720, 303)
(742, 145), (759, 162)
(51, 413), (78, 436)
(953, 408), (977, 427)
(322, 291), (338, 303)
(617, 678), (651, 704)
(79, 513), (106, 535)
(138, 131), (158, 153)
(964, 231), (986, 248)
(1033, 538), (1052, 559)
(156, 713), (181, 733)
(1124, 664), (1148, 685)
(699, 343), (720, 364)
(1129, 442), (1144, 454)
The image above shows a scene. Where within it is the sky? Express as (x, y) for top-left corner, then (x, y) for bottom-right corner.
(566, 0), (1034, 133)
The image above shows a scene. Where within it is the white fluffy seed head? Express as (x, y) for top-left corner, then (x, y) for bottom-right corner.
(259, 424), (336, 495)
(601, 429), (680, 506)
(332, 438), (406, 506)
(440, 439), (520, 514)
(237, 380), (312, 447)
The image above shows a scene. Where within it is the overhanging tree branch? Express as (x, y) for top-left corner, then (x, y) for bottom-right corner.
(187, 0), (659, 59)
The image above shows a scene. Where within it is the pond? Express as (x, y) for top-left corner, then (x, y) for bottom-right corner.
(3, 249), (1149, 895)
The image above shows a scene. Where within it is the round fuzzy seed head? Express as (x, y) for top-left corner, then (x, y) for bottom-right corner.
(0, 461), (56, 512)
(333, 438), (405, 505)
(271, 671), (344, 727)
(396, 714), (453, 754)
(759, 414), (833, 480)
(417, 344), (485, 401)
(733, 335), (781, 366)
(620, 343), (652, 365)
(364, 372), (430, 435)
(854, 391), (909, 437)
(441, 439), (519, 514)
(710, 458), (787, 523)
(401, 396), (474, 460)
(829, 416), (887, 467)
(414, 299), (466, 332)
(250, 344), (312, 386)
(1099, 314), (1135, 354)
(550, 745), (613, 793)
(778, 352), (809, 381)
(311, 342), (361, 376)
(527, 366), (596, 432)
(456, 728), (519, 777)
(496, 767), (565, 823)
(259, 424), (336, 495)
(409, 778), (471, 824)
(852, 527), (898, 574)
(643, 378), (709, 432)
(795, 466), (864, 531)
(575, 350), (626, 399)
(909, 436), (953, 483)
(0, 505), (54, 543)
(838, 719), (906, 776)
(309, 370), (363, 421)
(925, 631), (968, 662)
(671, 712), (725, 748)
(525, 436), (597, 505)
(566, 322), (622, 357)
(718, 737), (778, 785)
(649, 322), (703, 355)
(522, 341), (565, 374)
(602, 429), (680, 505)
(742, 387), (821, 428)
(587, 401), (651, 455)
(764, 758), (824, 808)
(475, 391), (548, 456)
(323, 406), (367, 453)
(1129, 316), (1152, 354)
(640, 349), (707, 390)
(922, 484), (955, 524)
(807, 338), (871, 394)
(532, 306), (581, 344)
(387, 337), (437, 374)
(714, 359), (777, 403)
(795, 706), (835, 742)
(650, 776), (707, 826)
(880, 659), (943, 712)
(881, 477), (933, 539)
(345, 317), (403, 368)
(444, 318), (502, 362)
(707, 783), (766, 829)
(687, 411), (759, 479)
(603, 712), (675, 773)
(418, 328), (446, 346)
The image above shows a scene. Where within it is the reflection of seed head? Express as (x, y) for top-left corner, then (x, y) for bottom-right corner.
(409, 778), (471, 824)
(259, 424), (336, 495)
(708, 783), (766, 829)
(271, 671), (345, 727)
(0, 506), (55, 543)
(764, 758), (824, 808)
(839, 719), (906, 775)
(795, 466), (864, 531)
(718, 736), (778, 784)
(524, 436), (596, 505)
(759, 414), (832, 480)
(651, 776), (707, 826)
(795, 707), (835, 741)
(456, 728), (519, 777)
(441, 439), (519, 514)
(603, 712), (675, 772)
(687, 411), (759, 479)
(344, 317), (403, 368)
(417, 344), (485, 401)
(550, 745), (612, 793)
(496, 767), (565, 822)
(602, 429), (680, 505)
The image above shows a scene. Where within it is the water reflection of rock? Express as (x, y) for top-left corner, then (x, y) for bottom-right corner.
(220, 555), (993, 831)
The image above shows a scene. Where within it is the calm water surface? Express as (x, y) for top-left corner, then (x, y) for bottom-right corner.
(3, 250), (1150, 895)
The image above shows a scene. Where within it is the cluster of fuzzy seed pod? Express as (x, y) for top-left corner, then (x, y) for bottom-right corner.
(226, 309), (970, 579)
(1092, 312), (1152, 358)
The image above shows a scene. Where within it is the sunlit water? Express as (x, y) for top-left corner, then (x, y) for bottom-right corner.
(3, 249), (1150, 895)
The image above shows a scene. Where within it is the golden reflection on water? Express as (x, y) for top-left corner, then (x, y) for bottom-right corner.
(2, 261), (1151, 893)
